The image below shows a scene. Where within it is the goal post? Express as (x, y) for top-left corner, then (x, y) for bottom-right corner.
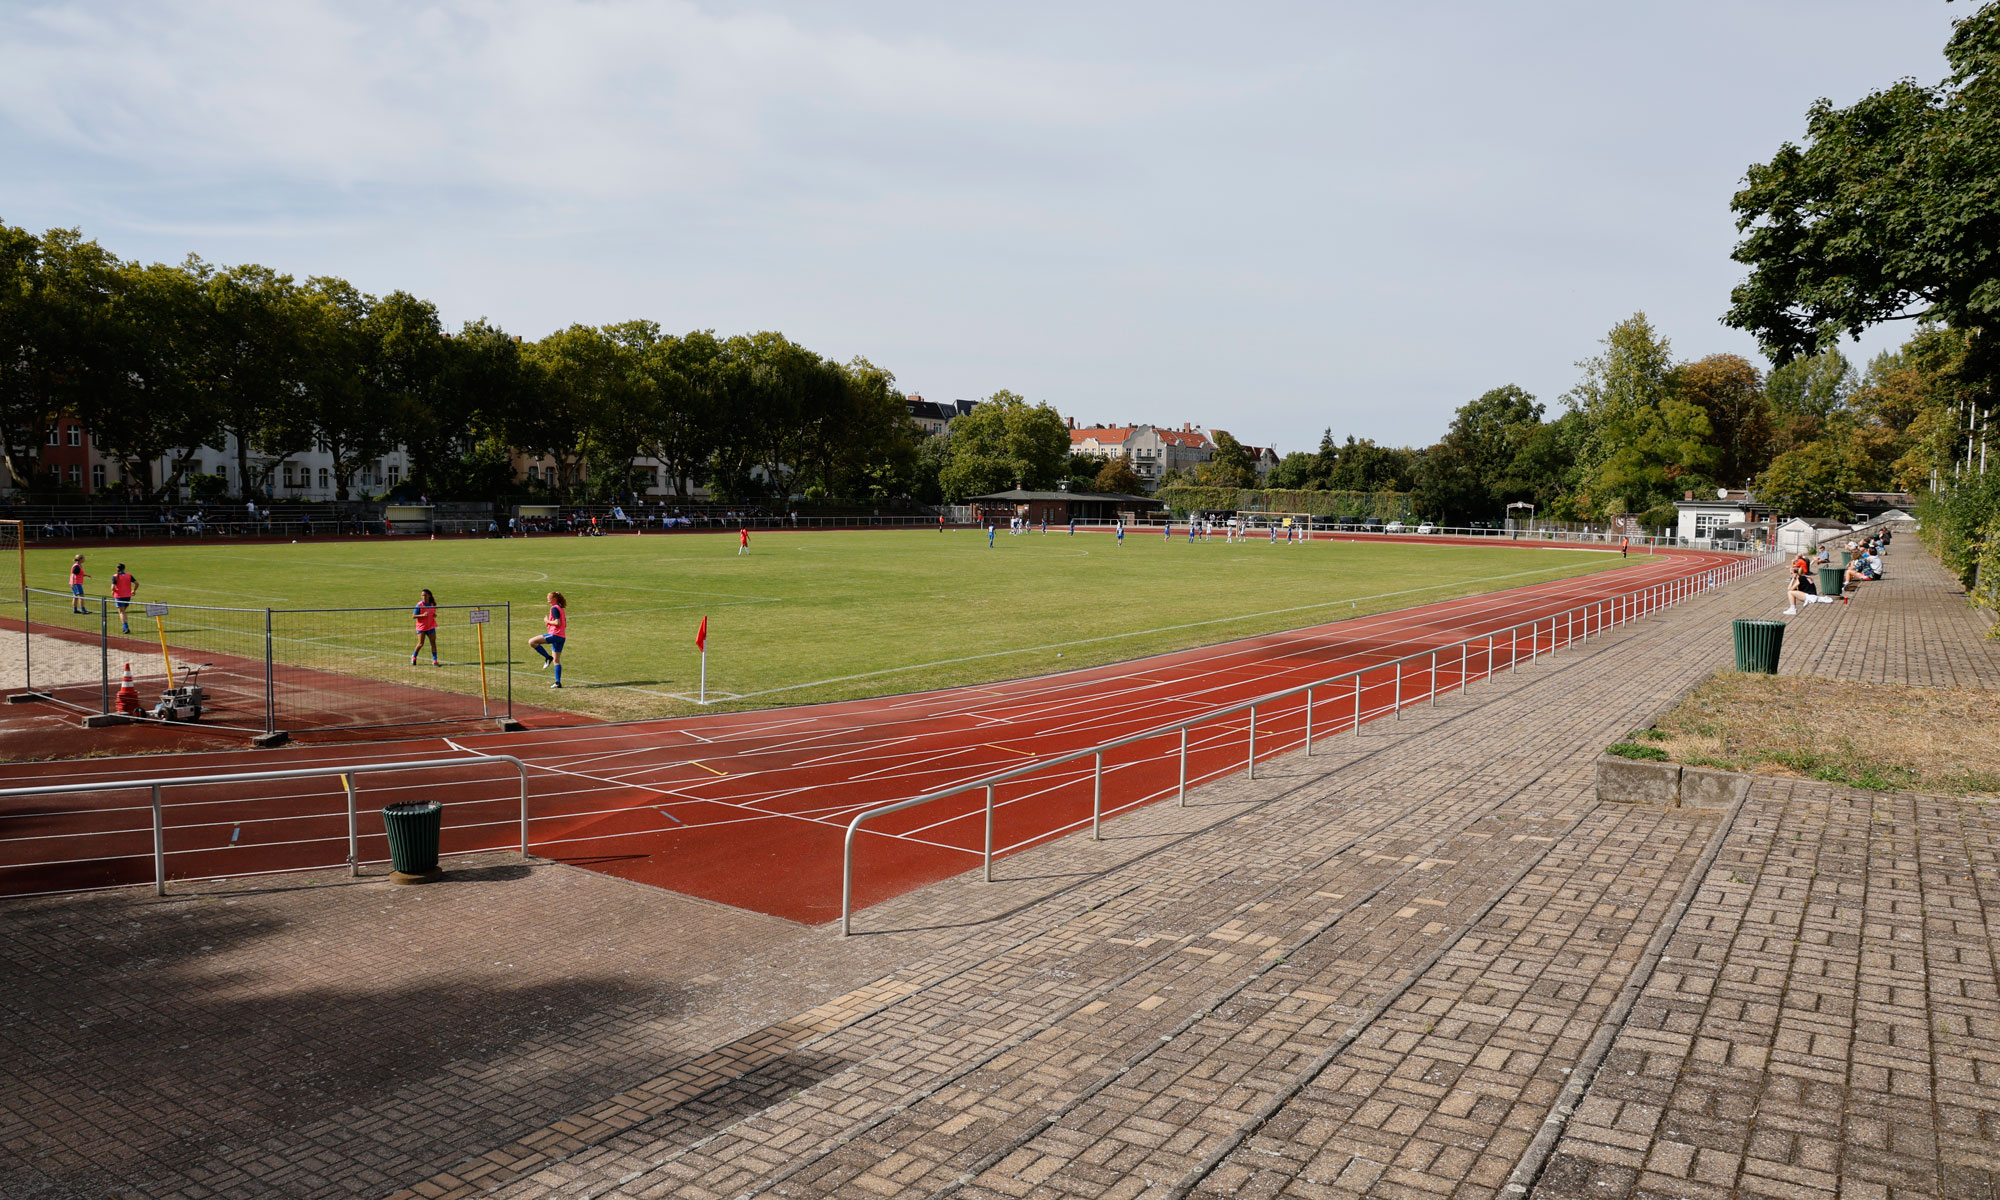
(1232, 511), (1314, 532)
(0, 520), (21, 606)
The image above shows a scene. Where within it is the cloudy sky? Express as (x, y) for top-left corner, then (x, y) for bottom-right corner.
(0, 1), (1965, 451)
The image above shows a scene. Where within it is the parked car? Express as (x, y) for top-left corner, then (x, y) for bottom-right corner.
(1417, 522), (1437, 535)
(1359, 517), (1384, 533)
(1385, 520), (1407, 534)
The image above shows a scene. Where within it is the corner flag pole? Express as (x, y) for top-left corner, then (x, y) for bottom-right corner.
(696, 616), (708, 705)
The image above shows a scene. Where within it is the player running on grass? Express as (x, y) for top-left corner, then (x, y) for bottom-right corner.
(410, 588), (440, 666)
(529, 591), (568, 687)
(69, 555), (88, 614)
(738, 526), (750, 555)
(111, 564), (137, 633)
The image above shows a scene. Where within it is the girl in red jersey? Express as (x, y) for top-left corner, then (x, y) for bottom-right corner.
(528, 591), (568, 687)
(69, 554), (88, 614)
(110, 563), (137, 634)
(410, 588), (440, 666)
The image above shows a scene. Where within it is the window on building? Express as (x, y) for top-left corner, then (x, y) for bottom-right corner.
(67, 426), (82, 447)
(67, 464), (81, 485)
(529, 464), (540, 481)
(215, 463), (227, 479)
(282, 465), (294, 487)
(45, 424), (58, 446)
(91, 465), (105, 490)
(388, 465), (400, 486)
(319, 467), (330, 489)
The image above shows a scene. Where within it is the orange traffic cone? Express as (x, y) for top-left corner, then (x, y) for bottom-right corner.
(115, 662), (141, 716)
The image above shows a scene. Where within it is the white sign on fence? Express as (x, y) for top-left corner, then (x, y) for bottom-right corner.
(467, 608), (491, 625)
(144, 603), (169, 617)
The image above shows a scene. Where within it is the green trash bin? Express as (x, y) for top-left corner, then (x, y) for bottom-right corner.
(1732, 618), (1785, 674)
(1816, 565), (1845, 599)
(1838, 550), (1852, 566)
(383, 800), (443, 881)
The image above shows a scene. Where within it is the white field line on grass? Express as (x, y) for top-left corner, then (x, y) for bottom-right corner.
(716, 559), (1624, 703)
(518, 559), (1696, 827)
(450, 554), (1713, 778)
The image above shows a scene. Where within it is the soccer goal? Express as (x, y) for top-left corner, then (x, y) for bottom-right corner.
(0, 520), (21, 607)
(1233, 511), (1313, 534)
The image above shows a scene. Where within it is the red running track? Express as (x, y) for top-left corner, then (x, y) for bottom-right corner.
(0, 545), (1763, 922)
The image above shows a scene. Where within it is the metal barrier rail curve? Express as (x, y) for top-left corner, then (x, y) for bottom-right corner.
(839, 551), (1778, 933)
(0, 755), (529, 897)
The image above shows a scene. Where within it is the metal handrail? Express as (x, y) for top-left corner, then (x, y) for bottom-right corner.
(839, 553), (1775, 932)
(0, 755), (529, 897)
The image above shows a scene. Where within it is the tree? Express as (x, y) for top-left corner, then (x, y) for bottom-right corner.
(1266, 451), (1317, 490)
(368, 290), (450, 493)
(1757, 441), (1854, 519)
(635, 329), (732, 499)
(1674, 354), (1769, 488)
(294, 277), (402, 502)
(1591, 397), (1719, 516)
(1413, 384), (1544, 524)
(1726, 3), (2000, 401)
(1562, 312), (1676, 491)
(1195, 432), (1258, 488)
(91, 258), (218, 497)
(1065, 450), (1108, 495)
(516, 324), (630, 497)
(936, 390), (1068, 501)
(202, 262), (308, 497)
(1093, 458), (1145, 495)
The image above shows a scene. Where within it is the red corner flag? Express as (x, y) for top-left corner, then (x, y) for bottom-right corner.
(695, 616), (708, 653)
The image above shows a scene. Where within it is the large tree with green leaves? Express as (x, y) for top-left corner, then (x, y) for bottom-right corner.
(1413, 384), (1545, 524)
(936, 391), (1068, 501)
(1726, 2), (2000, 405)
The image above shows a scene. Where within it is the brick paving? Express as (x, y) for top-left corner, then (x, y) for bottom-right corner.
(4, 542), (1998, 1199)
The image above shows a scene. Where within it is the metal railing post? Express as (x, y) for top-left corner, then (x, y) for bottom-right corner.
(1510, 625), (1518, 672)
(1429, 650), (1438, 704)
(1460, 641), (1467, 691)
(1091, 752), (1104, 839)
(1178, 728), (1189, 804)
(1304, 688), (1314, 756)
(1247, 706), (1257, 778)
(342, 774), (359, 877)
(518, 761), (530, 858)
(983, 784), (995, 880)
(264, 608), (276, 734)
(151, 784), (165, 897)
(99, 606), (110, 714)
(841, 824), (856, 936)
(1354, 676), (1362, 735)
(1393, 661), (1403, 716)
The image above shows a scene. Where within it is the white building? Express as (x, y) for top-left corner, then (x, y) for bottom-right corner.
(150, 434), (412, 501)
(1068, 422), (1216, 489)
(1672, 489), (1772, 544)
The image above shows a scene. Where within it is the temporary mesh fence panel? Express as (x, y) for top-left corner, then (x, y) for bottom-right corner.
(19, 589), (510, 733)
(269, 605), (509, 730)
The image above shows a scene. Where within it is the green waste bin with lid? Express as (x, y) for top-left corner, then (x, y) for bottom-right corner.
(1816, 565), (1844, 599)
(1732, 618), (1784, 674)
(383, 799), (444, 882)
(1838, 550), (1852, 566)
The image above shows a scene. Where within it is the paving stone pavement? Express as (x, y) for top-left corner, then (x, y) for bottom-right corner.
(5, 545), (1996, 1200)
(1539, 540), (2000, 1200)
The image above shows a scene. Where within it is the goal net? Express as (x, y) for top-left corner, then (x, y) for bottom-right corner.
(1232, 511), (1313, 532)
(0, 520), (20, 610)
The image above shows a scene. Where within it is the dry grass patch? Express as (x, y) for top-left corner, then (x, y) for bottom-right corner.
(1613, 671), (2000, 796)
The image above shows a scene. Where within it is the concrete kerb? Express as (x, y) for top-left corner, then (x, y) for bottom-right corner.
(1594, 754), (1752, 809)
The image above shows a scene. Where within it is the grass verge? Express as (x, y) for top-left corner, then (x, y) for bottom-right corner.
(1625, 670), (2000, 796)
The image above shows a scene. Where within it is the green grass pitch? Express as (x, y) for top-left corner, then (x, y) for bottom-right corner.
(25, 530), (1633, 720)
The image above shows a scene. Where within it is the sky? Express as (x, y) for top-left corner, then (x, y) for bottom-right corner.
(0, 1), (1969, 453)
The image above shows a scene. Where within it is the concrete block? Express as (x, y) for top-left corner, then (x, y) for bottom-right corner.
(1596, 755), (1681, 806)
(1679, 765), (1751, 810)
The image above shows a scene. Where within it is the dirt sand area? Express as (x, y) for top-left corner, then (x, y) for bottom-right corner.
(0, 632), (106, 691)
(1619, 670), (2000, 796)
